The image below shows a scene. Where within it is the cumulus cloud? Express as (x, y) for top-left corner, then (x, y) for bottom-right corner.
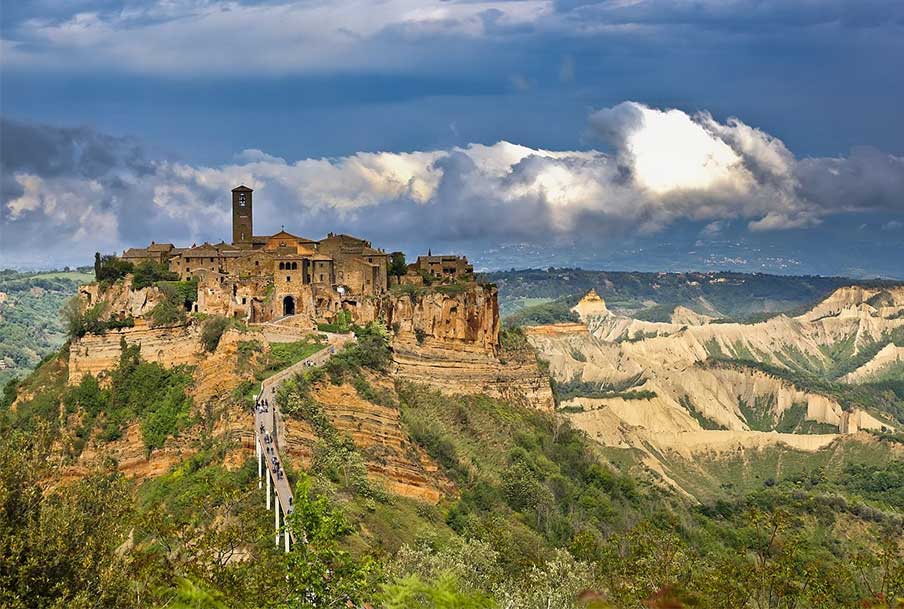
(3, 103), (904, 266)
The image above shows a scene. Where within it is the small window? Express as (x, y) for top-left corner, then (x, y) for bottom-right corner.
(242, 297), (247, 305)
(292, 262), (298, 270)
(286, 276), (291, 283)
(255, 261), (259, 266)
(279, 262), (285, 270)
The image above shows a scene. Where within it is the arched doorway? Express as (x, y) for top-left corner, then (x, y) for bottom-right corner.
(283, 295), (295, 316)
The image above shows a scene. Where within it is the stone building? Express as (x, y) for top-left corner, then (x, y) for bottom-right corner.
(119, 185), (451, 323)
(414, 254), (474, 282)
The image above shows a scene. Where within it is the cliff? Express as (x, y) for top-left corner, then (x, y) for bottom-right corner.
(364, 285), (554, 410)
(68, 319), (202, 384)
(79, 277), (165, 320)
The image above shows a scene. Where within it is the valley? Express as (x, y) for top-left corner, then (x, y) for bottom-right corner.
(1, 267), (903, 608)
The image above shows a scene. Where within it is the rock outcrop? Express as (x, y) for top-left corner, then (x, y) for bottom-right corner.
(279, 380), (452, 503)
(525, 285), (903, 464)
(68, 319), (203, 384)
(571, 289), (610, 321)
(372, 285), (554, 410)
(79, 278), (165, 320)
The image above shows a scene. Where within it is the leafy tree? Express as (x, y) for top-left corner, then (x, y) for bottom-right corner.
(150, 283), (189, 327)
(200, 316), (231, 352)
(95, 254), (134, 283)
(389, 251), (408, 277)
(132, 260), (179, 290)
(380, 573), (495, 609)
(283, 481), (379, 607)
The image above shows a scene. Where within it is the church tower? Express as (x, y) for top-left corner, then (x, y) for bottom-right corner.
(232, 185), (253, 247)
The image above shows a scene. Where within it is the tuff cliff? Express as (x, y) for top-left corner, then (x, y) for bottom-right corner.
(358, 285), (554, 410)
(68, 319), (202, 384)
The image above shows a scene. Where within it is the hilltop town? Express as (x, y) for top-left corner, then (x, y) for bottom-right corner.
(119, 185), (474, 323)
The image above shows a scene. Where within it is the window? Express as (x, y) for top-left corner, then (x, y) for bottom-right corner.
(319, 274), (324, 282)
(279, 262), (285, 270)
(286, 276), (291, 282)
(239, 193), (246, 207)
(242, 297), (247, 305)
(291, 261), (298, 270)
(255, 261), (259, 266)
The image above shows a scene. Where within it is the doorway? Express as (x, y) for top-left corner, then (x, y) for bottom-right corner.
(283, 295), (296, 316)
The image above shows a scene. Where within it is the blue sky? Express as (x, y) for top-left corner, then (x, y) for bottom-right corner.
(2, 0), (903, 275)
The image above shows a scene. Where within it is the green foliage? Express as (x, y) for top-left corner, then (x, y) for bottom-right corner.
(842, 460), (904, 509)
(389, 251), (408, 277)
(62, 298), (134, 339)
(706, 357), (904, 427)
(131, 260), (178, 289)
(317, 309), (354, 333)
(499, 326), (529, 352)
(255, 337), (325, 380)
(633, 303), (677, 322)
(505, 297), (580, 327)
(487, 267), (902, 320)
(415, 327), (427, 344)
(149, 283), (190, 327)
(156, 279), (198, 307)
(323, 323), (392, 383)
(0, 270), (92, 384)
(552, 375), (654, 403)
(398, 384), (640, 567)
(94, 254), (134, 283)
(380, 573), (495, 609)
(0, 430), (134, 609)
(200, 315), (231, 352)
(680, 395), (727, 430)
(283, 479), (380, 606)
(95, 339), (195, 450)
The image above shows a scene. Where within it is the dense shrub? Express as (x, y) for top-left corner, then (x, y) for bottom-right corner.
(131, 261), (179, 289)
(94, 253), (134, 283)
(201, 315), (231, 352)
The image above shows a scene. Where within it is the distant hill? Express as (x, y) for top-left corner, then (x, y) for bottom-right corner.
(0, 269), (93, 386)
(484, 268), (904, 320)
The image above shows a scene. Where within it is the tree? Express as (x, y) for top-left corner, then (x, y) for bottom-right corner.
(94, 252), (102, 281)
(283, 481), (379, 607)
(390, 251), (408, 277)
(201, 316), (231, 352)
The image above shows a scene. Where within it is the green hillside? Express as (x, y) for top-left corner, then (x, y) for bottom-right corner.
(2, 330), (902, 608)
(487, 268), (903, 320)
(0, 269), (92, 385)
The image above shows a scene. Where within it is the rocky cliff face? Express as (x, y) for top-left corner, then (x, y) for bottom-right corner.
(361, 285), (554, 410)
(526, 285), (902, 466)
(79, 278), (164, 320)
(277, 380), (452, 503)
(68, 319), (203, 384)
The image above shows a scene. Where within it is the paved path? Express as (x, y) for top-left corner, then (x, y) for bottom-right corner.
(253, 331), (355, 550)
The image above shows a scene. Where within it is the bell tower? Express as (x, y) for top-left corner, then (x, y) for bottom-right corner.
(232, 185), (253, 247)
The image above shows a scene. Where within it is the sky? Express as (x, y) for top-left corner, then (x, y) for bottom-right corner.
(2, 0), (904, 276)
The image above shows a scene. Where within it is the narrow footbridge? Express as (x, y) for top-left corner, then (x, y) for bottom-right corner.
(253, 331), (354, 552)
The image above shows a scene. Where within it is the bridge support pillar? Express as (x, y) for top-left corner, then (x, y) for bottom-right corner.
(284, 526), (290, 553)
(257, 439), (262, 489)
(275, 501), (280, 547)
(266, 470), (271, 510)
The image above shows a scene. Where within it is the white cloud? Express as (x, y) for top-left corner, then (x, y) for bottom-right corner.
(3, 102), (904, 264)
(4, 0), (550, 75)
